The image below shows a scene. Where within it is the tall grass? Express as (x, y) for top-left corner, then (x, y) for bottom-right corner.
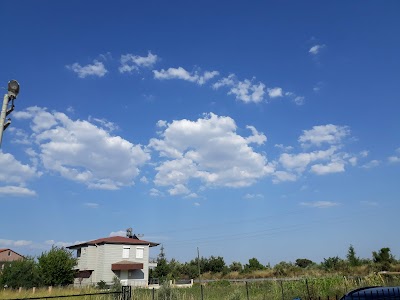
(1, 275), (399, 300)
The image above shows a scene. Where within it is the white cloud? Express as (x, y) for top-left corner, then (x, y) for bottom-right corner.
(119, 51), (158, 73)
(300, 201), (339, 208)
(279, 147), (337, 173)
(213, 74), (266, 103)
(309, 44), (326, 55)
(361, 160), (380, 169)
(0, 239), (33, 247)
(149, 188), (164, 197)
(388, 156), (400, 163)
(267, 87), (283, 98)
(153, 67), (219, 85)
(45, 240), (72, 248)
(66, 60), (107, 78)
(0, 186), (36, 197)
(193, 202), (200, 206)
(310, 161), (345, 175)
(244, 193), (264, 199)
(149, 113), (274, 195)
(156, 120), (167, 128)
(274, 144), (294, 152)
(140, 176), (149, 184)
(294, 96), (305, 106)
(360, 150), (369, 157)
(14, 107), (150, 190)
(272, 171), (297, 183)
(299, 124), (350, 147)
(109, 230), (126, 237)
(0, 152), (38, 196)
(84, 202), (99, 208)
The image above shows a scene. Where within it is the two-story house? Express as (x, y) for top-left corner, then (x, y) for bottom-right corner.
(67, 234), (159, 287)
(0, 249), (24, 270)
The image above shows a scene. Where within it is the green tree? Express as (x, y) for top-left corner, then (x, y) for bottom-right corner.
(38, 246), (77, 286)
(295, 258), (314, 268)
(347, 245), (361, 267)
(0, 257), (41, 288)
(207, 256), (225, 273)
(321, 256), (346, 271)
(153, 245), (170, 281)
(229, 261), (243, 272)
(372, 247), (395, 271)
(243, 257), (265, 272)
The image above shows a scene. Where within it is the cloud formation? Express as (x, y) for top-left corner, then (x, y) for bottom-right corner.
(300, 201), (339, 208)
(149, 113), (274, 195)
(309, 44), (326, 55)
(213, 74), (266, 103)
(66, 60), (108, 78)
(119, 51), (158, 73)
(14, 107), (150, 190)
(0, 151), (38, 196)
(153, 67), (219, 85)
(299, 124), (350, 147)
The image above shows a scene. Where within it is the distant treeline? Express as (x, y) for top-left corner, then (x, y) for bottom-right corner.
(150, 245), (400, 280)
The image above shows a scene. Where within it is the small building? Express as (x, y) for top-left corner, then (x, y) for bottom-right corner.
(0, 249), (24, 270)
(67, 232), (159, 287)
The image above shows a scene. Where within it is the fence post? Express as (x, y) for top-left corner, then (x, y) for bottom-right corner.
(122, 286), (131, 300)
(246, 281), (250, 300)
(200, 284), (204, 300)
(152, 287), (155, 300)
(280, 280), (284, 300)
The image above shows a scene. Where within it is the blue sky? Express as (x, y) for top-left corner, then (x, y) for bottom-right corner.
(1, 1), (399, 266)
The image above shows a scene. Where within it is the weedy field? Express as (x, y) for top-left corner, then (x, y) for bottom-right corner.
(1, 274), (399, 300)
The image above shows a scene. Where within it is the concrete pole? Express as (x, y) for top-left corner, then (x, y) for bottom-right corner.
(0, 94), (10, 148)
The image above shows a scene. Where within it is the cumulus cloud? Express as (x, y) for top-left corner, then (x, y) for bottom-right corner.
(244, 193), (264, 199)
(149, 113), (274, 195)
(84, 202), (99, 208)
(45, 240), (72, 247)
(109, 230), (126, 237)
(149, 188), (164, 197)
(119, 51), (158, 73)
(153, 67), (219, 85)
(310, 161), (345, 175)
(0, 151), (38, 197)
(0, 239), (33, 247)
(274, 144), (294, 152)
(66, 60), (107, 78)
(299, 124), (350, 147)
(213, 74), (266, 103)
(272, 171), (297, 183)
(300, 201), (339, 208)
(361, 160), (380, 169)
(388, 147), (400, 164)
(267, 87), (283, 98)
(14, 107), (150, 190)
(279, 147), (337, 173)
(0, 186), (36, 197)
(309, 44), (326, 55)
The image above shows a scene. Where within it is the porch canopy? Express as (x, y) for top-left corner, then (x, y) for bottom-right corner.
(111, 261), (143, 271)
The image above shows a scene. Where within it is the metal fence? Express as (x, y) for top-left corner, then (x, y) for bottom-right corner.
(0, 287), (131, 300)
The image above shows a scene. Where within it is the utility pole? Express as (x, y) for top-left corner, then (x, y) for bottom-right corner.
(0, 80), (20, 148)
(197, 247), (204, 300)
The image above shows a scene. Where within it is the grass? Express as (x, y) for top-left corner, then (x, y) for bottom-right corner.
(1, 274), (399, 300)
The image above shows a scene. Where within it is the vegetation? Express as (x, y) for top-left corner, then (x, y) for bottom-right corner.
(38, 246), (77, 286)
(0, 246), (76, 289)
(151, 245), (399, 281)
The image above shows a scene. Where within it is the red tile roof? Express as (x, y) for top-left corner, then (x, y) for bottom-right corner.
(67, 236), (159, 249)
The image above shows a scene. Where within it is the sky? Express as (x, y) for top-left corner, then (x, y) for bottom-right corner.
(0, 1), (399, 266)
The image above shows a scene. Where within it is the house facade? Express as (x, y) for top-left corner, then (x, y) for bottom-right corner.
(67, 235), (159, 287)
(0, 249), (24, 270)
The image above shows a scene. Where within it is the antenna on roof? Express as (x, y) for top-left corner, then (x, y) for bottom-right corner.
(126, 228), (133, 238)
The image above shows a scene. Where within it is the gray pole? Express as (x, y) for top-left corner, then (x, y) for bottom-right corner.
(0, 94), (10, 148)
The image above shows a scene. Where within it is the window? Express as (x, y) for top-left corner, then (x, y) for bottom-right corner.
(122, 246), (130, 258)
(136, 247), (144, 259)
(8, 251), (11, 256)
(77, 249), (81, 257)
